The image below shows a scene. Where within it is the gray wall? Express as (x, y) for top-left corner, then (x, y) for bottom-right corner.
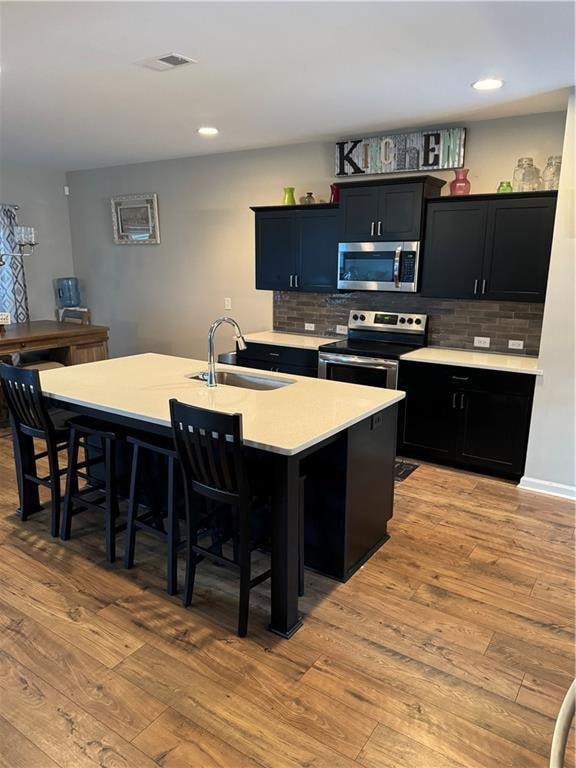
(521, 92), (575, 498)
(0, 165), (74, 319)
(67, 111), (566, 360)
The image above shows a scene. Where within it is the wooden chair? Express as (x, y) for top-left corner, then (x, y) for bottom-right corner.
(170, 399), (272, 637)
(0, 362), (70, 536)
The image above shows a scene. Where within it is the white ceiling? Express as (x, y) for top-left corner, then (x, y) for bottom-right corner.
(0, 1), (573, 171)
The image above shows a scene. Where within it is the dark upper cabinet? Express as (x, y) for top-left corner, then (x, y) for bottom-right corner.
(482, 197), (557, 302)
(255, 211), (297, 291)
(421, 200), (488, 298)
(339, 177), (444, 243)
(253, 205), (338, 292)
(298, 209), (339, 291)
(397, 361), (535, 478)
(421, 192), (557, 303)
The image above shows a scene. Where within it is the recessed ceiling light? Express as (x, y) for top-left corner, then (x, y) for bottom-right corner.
(472, 78), (504, 91)
(197, 126), (219, 136)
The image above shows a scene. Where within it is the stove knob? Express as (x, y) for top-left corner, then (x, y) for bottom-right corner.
(407, 318), (414, 325)
(415, 318), (422, 325)
(399, 317), (406, 324)
(359, 314), (366, 321)
(352, 314), (359, 321)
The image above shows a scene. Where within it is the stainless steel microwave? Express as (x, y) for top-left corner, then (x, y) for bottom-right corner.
(337, 241), (420, 292)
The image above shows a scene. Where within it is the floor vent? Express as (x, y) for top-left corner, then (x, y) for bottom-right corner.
(136, 53), (197, 72)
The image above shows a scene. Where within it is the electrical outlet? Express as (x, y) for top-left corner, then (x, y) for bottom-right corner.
(0, 312), (11, 325)
(304, 322), (315, 331)
(336, 324), (348, 335)
(224, 297), (232, 310)
(508, 339), (524, 350)
(474, 336), (490, 349)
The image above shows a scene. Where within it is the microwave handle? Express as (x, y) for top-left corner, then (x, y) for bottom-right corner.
(393, 246), (402, 288)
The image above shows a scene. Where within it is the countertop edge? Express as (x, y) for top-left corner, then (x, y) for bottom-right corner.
(400, 349), (543, 376)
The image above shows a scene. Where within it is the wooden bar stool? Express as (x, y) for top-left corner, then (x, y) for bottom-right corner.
(123, 434), (181, 595)
(0, 362), (71, 536)
(170, 398), (281, 637)
(60, 417), (124, 562)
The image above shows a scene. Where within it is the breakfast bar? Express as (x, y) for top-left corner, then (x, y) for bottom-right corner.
(38, 352), (404, 637)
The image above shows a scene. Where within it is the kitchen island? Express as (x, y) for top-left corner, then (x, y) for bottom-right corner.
(39, 353), (404, 637)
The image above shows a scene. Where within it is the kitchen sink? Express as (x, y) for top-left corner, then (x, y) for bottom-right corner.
(188, 370), (295, 390)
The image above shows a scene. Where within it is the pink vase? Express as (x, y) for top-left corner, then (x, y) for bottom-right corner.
(450, 168), (471, 196)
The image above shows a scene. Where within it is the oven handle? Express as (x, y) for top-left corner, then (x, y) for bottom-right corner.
(393, 245), (402, 288)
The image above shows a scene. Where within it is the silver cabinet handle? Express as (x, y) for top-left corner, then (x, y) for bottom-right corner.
(452, 393), (457, 409)
(268, 352), (280, 357)
(377, 221), (382, 236)
(460, 393), (465, 410)
(452, 375), (469, 381)
(370, 221), (375, 237)
(393, 245), (402, 288)
(474, 279), (479, 295)
(289, 274), (294, 288)
(294, 273), (299, 288)
(481, 279), (487, 295)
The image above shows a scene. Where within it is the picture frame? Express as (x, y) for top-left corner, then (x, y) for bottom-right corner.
(110, 193), (160, 245)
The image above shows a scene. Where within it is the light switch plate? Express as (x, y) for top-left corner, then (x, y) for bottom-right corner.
(336, 324), (348, 335)
(224, 297), (232, 310)
(304, 322), (315, 331)
(508, 339), (524, 350)
(474, 336), (490, 348)
(0, 312), (11, 325)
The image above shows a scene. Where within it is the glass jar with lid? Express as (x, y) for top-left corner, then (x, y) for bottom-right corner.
(541, 156), (562, 190)
(512, 157), (541, 192)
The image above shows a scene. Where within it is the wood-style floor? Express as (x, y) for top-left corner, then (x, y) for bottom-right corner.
(0, 427), (574, 768)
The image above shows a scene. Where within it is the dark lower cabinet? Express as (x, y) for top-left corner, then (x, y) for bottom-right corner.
(398, 361), (535, 478)
(236, 343), (318, 378)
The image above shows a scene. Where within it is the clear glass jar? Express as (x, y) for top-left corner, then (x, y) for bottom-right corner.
(512, 157), (541, 192)
(541, 156), (562, 190)
(303, 192), (316, 205)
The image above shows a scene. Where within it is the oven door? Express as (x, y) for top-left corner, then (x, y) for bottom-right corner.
(337, 241), (419, 292)
(318, 353), (399, 389)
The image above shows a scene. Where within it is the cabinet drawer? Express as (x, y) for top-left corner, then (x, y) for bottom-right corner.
(400, 361), (535, 396)
(236, 357), (317, 378)
(237, 343), (318, 369)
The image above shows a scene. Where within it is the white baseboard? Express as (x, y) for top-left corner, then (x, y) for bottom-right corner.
(519, 476), (576, 501)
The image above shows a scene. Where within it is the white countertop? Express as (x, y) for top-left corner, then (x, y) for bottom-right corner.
(243, 331), (342, 350)
(39, 353), (404, 456)
(400, 347), (543, 375)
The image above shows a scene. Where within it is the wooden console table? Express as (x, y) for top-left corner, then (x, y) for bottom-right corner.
(0, 321), (109, 423)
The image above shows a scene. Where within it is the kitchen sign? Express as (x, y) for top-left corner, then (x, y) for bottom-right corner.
(336, 127), (466, 177)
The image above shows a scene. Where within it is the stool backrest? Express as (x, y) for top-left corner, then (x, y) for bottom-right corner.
(0, 362), (53, 437)
(170, 399), (248, 505)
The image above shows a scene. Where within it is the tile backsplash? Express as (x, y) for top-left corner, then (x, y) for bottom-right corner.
(273, 292), (544, 356)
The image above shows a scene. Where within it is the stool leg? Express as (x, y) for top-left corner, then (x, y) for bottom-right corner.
(298, 476), (305, 597)
(46, 445), (61, 538)
(104, 437), (118, 563)
(124, 443), (140, 569)
(237, 503), (251, 638)
(166, 455), (177, 595)
(13, 427), (40, 520)
(183, 491), (197, 608)
(61, 428), (79, 541)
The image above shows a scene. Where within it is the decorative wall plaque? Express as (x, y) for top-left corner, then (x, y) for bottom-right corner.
(336, 127), (466, 177)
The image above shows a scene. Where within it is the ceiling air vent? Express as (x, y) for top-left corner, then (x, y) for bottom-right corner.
(136, 53), (197, 72)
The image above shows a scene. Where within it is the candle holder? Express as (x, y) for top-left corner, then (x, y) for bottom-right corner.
(0, 225), (39, 266)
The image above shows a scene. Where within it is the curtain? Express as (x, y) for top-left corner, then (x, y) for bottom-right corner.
(0, 205), (29, 322)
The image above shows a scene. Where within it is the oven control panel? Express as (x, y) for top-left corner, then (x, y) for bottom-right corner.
(348, 310), (427, 333)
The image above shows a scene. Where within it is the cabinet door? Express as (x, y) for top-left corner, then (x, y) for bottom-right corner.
(255, 212), (297, 290)
(398, 363), (458, 458)
(378, 183), (423, 240)
(297, 210), (338, 292)
(421, 201), (487, 298)
(481, 197), (556, 302)
(458, 389), (532, 476)
(339, 187), (379, 241)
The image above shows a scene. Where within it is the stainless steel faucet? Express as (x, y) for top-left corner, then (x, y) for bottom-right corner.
(207, 316), (247, 387)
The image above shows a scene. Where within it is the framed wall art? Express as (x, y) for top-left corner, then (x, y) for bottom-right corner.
(111, 193), (160, 244)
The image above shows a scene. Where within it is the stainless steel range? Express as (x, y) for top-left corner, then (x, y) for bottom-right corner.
(318, 310), (427, 389)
